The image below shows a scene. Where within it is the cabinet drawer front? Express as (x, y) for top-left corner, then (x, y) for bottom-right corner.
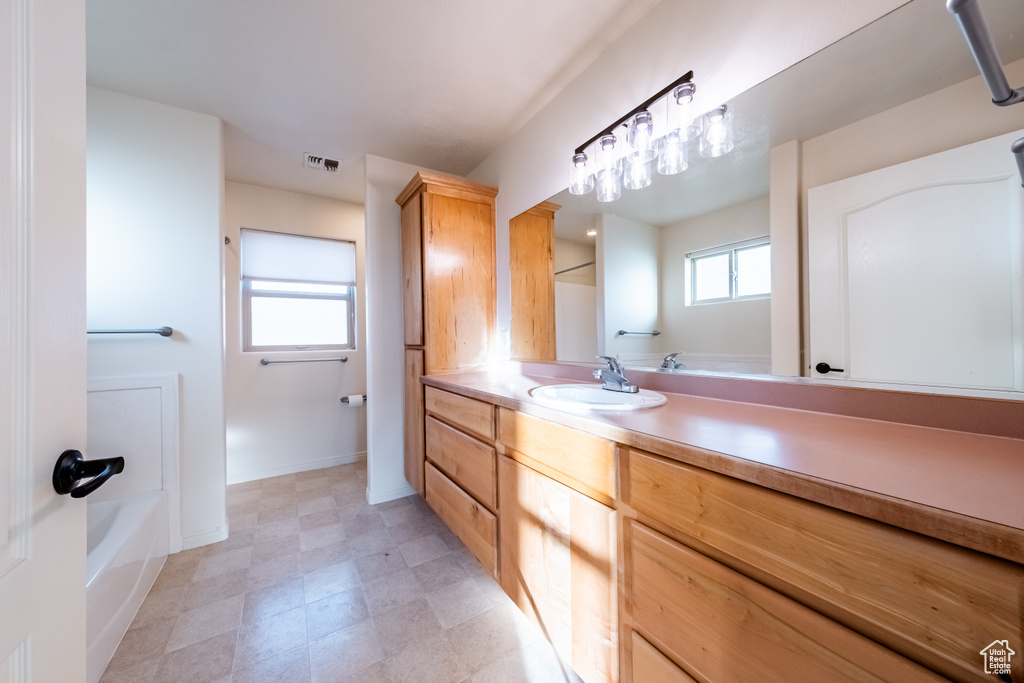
(425, 415), (496, 511)
(630, 632), (697, 683)
(628, 521), (944, 683)
(498, 408), (615, 501)
(627, 448), (1024, 682)
(403, 349), (425, 496)
(425, 462), (497, 576)
(425, 386), (495, 441)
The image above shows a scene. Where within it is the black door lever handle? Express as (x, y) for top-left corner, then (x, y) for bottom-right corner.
(52, 449), (125, 498)
(815, 362), (845, 374)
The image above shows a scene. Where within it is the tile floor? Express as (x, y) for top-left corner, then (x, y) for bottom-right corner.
(100, 462), (583, 683)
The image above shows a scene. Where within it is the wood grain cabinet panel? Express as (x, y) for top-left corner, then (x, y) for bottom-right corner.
(400, 191), (423, 347)
(498, 407), (615, 503)
(425, 386), (495, 442)
(425, 462), (497, 576)
(498, 455), (617, 683)
(425, 416), (496, 511)
(403, 349), (425, 496)
(509, 202), (558, 361)
(628, 521), (945, 683)
(630, 632), (698, 683)
(627, 448), (1024, 683)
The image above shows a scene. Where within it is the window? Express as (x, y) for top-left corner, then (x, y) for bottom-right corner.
(688, 237), (770, 304)
(241, 229), (356, 351)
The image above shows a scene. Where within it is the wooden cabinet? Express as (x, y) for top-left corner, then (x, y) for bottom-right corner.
(498, 455), (617, 683)
(397, 173), (497, 494)
(425, 462), (497, 575)
(509, 201), (559, 361)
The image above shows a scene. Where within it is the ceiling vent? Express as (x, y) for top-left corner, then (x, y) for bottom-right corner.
(304, 153), (341, 173)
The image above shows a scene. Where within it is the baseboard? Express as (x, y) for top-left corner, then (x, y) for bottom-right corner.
(367, 482), (417, 505)
(227, 451), (367, 485)
(180, 523), (229, 551)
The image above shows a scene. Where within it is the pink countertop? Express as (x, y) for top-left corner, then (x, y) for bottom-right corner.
(422, 370), (1024, 564)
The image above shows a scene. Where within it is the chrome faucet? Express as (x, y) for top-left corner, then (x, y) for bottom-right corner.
(661, 352), (686, 370)
(593, 356), (639, 393)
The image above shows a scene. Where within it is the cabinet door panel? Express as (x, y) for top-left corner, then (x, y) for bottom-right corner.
(403, 349), (425, 496)
(401, 191), (423, 347)
(425, 462), (497, 575)
(425, 416), (496, 511)
(498, 456), (616, 683)
(628, 521), (944, 683)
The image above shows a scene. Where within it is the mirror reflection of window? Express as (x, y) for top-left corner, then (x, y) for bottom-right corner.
(688, 238), (771, 305)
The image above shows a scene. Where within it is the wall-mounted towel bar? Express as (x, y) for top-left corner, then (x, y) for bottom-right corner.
(617, 329), (661, 336)
(260, 356), (348, 365)
(88, 327), (174, 337)
(340, 394), (367, 404)
(555, 260), (596, 275)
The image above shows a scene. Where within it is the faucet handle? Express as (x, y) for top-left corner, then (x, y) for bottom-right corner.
(596, 355), (623, 374)
(663, 352), (681, 363)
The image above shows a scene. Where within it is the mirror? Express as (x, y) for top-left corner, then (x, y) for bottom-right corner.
(522, 0), (1024, 395)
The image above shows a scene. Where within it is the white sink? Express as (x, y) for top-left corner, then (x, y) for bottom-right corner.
(529, 383), (667, 412)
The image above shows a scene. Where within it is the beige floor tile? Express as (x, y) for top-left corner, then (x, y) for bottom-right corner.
(253, 516), (301, 544)
(299, 521), (347, 552)
(231, 643), (310, 683)
(228, 480), (263, 493)
(298, 507), (341, 531)
(308, 619), (382, 683)
(330, 478), (364, 496)
(372, 597), (442, 657)
(411, 553), (470, 593)
(228, 499), (261, 517)
(384, 633), (468, 683)
(297, 495), (336, 516)
(336, 660), (389, 683)
(257, 504), (299, 526)
(305, 585), (371, 640)
(230, 511), (260, 532)
(165, 593), (244, 652)
(303, 560), (361, 604)
(343, 528), (395, 561)
(379, 503), (422, 528)
(152, 629), (237, 683)
(375, 496), (415, 511)
(426, 577), (492, 629)
(398, 533), (450, 567)
(233, 605), (307, 671)
(333, 488), (366, 508)
(362, 568), (424, 615)
(105, 615), (177, 672)
(444, 602), (542, 674)
(259, 493), (298, 512)
(243, 575), (305, 625)
(301, 539), (352, 574)
(227, 488), (262, 506)
(251, 534), (302, 565)
(386, 517), (439, 545)
(195, 545), (253, 581)
(341, 511), (385, 537)
(469, 573), (511, 608)
(262, 480), (297, 497)
(131, 583), (188, 628)
(99, 654), (160, 683)
(204, 527), (257, 557)
(182, 567), (249, 611)
(353, 547), (408, 583)
(469, 638), (581, 683)
(150, 557), (201, 592)
(247, 551), (302, 592)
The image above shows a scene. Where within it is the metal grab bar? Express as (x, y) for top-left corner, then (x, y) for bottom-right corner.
(947, 0), (1024, 106)
(555, 260), (596, 275)
(88, 327), (173, 337)
(260, 356), (348, 365)
(617, 329), (661, 336)
(340, 394), (366, 404)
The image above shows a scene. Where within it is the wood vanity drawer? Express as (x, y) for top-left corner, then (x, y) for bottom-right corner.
(626, 447), (1024, 682)
(630, 631), (698, 683)
(498, 408), (615, 503)
(425, 461), (497, 576)
(627, 521), (944, 683)
(425, 415), (496, 511)
(425, 386), (495, 442)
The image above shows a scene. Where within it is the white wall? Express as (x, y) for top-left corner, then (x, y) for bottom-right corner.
(661, 196), (771, 371)
(598, 214), (660, 364)
(223, 182), (367, 484)
(554, 238), (596, 286)
(86, 87), (226, 550)
(364, 155), (432, 504)
(467, 0), (911, 346)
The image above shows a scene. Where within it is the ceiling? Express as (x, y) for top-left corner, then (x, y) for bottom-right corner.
(86, 0), (660, 204)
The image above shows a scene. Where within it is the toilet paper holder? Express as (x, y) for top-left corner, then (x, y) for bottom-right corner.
(340, 394), (367, 404)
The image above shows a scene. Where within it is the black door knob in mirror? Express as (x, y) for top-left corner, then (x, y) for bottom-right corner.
(815, 362), (845, 374)
(52, 449), (125, 498)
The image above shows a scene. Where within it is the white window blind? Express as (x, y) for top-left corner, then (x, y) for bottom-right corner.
(241, 229), (356, 284)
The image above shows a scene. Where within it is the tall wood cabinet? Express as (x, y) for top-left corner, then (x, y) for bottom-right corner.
(509, 201), (559, 361)
(396, 172), (497, 495)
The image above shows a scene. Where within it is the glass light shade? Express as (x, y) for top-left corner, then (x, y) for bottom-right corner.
(670, 83), (702, 141)
(595, 134), (622, 178)
(568, 152), (594, 195)
(595, 168), (621, 202)
(624, 155), (652, 190)
(657, 131), (688, 175)
(626, 111), (657, 162)
(700, 104), (734, 157)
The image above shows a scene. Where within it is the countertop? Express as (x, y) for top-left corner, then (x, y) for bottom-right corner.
(422, 370), (1024, 564)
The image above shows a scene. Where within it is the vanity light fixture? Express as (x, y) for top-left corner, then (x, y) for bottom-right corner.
(586, 229), (597, 237)
(567, 71), (735, 202)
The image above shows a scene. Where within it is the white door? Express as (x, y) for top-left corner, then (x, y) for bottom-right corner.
(808, 129), (1024, 391)
(0, 0), (88, 680)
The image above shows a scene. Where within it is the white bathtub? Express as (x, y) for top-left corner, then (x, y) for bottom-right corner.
(87, 490), (169, 683)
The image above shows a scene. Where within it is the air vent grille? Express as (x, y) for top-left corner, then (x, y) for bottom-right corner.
(304, 153), (341, 172)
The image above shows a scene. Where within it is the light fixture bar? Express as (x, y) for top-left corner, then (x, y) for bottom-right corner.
(574, 71), (694, 155)
(947, 0), (1024, 105)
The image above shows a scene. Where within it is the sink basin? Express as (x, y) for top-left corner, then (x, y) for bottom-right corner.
(528, 383), (667, 412)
